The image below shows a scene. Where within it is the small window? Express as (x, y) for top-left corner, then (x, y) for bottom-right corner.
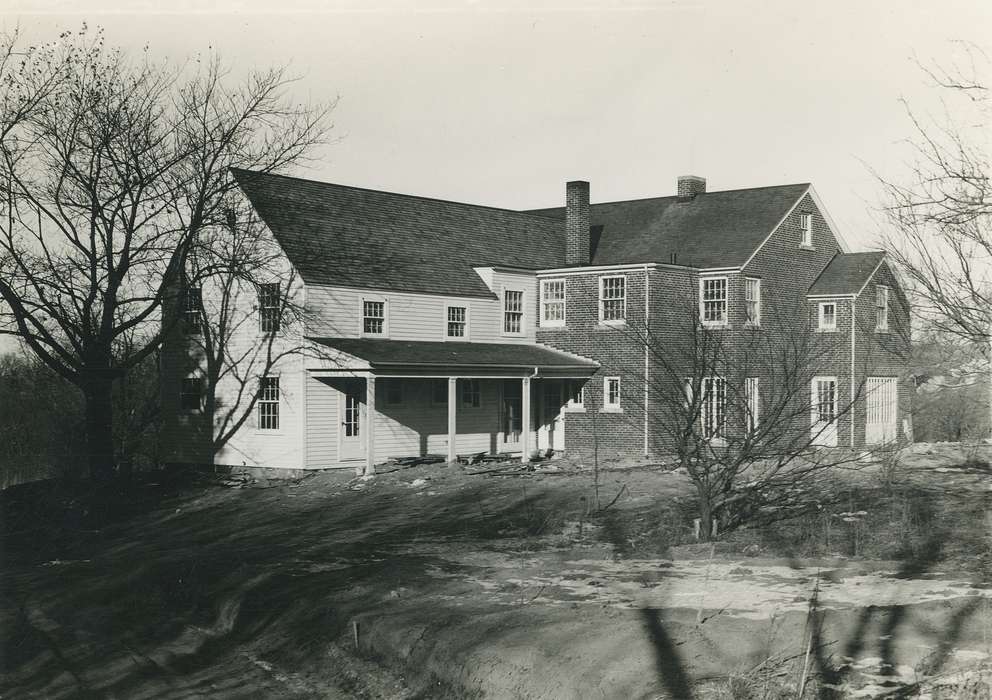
(745, 278), (761, 326)
(701, 376), (726, 439)
(183, 286), (202, 335)
(503, 289), (524, 334)
(180, 377), (202, 412)
(431, 379), (449, 406)
(700, 277), (728, 326)
(258, 376), (280, 430)
(745, 377), (760, 435)
(800, 213), (813, 247)
(362, 299), (386, 335)
(566, 381), (585, 411)
(818, 302), (837, 331)
(603, 376), (621, 411)
(461, 379), (482, 408)
(876, 286), (889, 331)
(541, 279), (566, 327)
(259, 283), (281, 333)
(384, 380), (403, 406)
(446, 305), (467, 338)
(599, 276), (626, 323)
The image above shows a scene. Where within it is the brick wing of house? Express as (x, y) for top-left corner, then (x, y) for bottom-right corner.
(161, 170), (910, 474)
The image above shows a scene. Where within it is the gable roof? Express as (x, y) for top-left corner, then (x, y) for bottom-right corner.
(307, 337), (599, 372)
(232, 168), (564, 298)
(807, 251), (887, 296)
(525, 183), (811, 268)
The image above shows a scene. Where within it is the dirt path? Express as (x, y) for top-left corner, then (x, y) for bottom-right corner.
(1, 457), (989, 698)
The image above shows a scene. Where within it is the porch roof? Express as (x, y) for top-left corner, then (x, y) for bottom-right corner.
(307, 337), (599, 376)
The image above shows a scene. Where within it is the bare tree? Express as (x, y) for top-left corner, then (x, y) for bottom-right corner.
(876, 44), (992, 431)
(0, 27), (331, 480)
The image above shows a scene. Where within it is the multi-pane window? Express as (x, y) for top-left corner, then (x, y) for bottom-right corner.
(362, 300), (386, 335)
(876, 286), (889, 331)
(701, 376), (726, 439)
(745, 377), (760, 435)
(567, 381), (585, 410)
(180, 377), (202, 412)
(447, 306), (467, 338)
(603, 377), (621, 410)
(800, 213), (813, 246)
(701, 277), (728, 325)
(600, 276), (626, 323)
(461, 379), (481, 408)
(503, 289), (524, 334)
(541, 279), (566, 326)
(814, 378), (836, 424)
(258, 376), (280, 430)
(384, 380), (403, 406)
(745, 278), (761, 325)
(183, 286), (202, 335)
(259, 283), (281, 333)
(819, 302), (837, 331)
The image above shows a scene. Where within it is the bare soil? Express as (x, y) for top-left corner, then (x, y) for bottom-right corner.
(1, 447), (990, 698)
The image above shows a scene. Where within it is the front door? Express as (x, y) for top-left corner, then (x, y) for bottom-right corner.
(811, 377), (838, 447)
(339, 379), (365, 461)
(866, 377), (897, 445)
(499, 380), (522, 450)
(539, 381), (564, 452)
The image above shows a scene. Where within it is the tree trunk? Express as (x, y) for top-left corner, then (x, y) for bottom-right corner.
(699, 494), (714, 542)
(83, 375), (116, 481)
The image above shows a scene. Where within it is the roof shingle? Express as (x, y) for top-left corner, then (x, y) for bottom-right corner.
(807, 251), (886, 296)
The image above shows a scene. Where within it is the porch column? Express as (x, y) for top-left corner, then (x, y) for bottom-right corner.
(521, 376), (532, 463)
(447, 377), (458, 463)
(364, 376), (376, 476)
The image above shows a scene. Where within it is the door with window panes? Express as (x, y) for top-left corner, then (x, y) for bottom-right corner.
(339, 379), (365, 461)
(810, 377), (838, 447)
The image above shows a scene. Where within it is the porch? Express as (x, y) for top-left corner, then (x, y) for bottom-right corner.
(304, 338), (599, 474)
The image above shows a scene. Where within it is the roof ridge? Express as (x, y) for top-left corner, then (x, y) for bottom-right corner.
(231, 167), (566, 224)
(523, 182), (813, 211)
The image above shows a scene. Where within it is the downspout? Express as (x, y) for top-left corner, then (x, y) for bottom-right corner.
(644, 264), (650, 457)
(850, 298), (856, 448)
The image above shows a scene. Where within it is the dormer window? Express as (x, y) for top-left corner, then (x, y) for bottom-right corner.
(446, 305), (467, 339)
(800, 213), (813, 247)
(503, 289), (524, 335)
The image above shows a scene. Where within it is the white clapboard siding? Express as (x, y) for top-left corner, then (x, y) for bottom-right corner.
(306, 274), (538, 344)
(306, 375), (340, 467)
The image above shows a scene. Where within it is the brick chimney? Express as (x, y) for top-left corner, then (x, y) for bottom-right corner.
(565, 180), (590, 266)
(677, 175), (706, 201)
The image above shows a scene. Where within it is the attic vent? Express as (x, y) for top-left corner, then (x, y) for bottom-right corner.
(670, 252), (678, 265)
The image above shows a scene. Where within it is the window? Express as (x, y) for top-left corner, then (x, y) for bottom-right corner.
(701, 376), (726, 439)
(503, 289), (524, 334)
(566, 381), (585, 411)
(362, 299), (386, 335)
(180, 377), (202, 412)
(461, 379), (481, 408)
(431, 379), (448, 406)
(700, 277), (728, 325)
(745, 278), (761, 326)
(800, 213), (813, 247)
(446, 305), (467, 338)
(603, 376), (621, 411)
(257, 376), (280, 430)
(259, 283), (281, 333)
(818, 302), (837, 331)
(745, 377), (760, 435)
(182, 286), (202, 335)
(384, 380), (403, 406)
(814, 378), (836, 424)
(541, 279), (566, 327)
(599, 276), (626, 323)
(876, 285), (889, 331)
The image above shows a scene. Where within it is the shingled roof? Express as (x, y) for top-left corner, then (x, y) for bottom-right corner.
(232, 168), (564, 298)
(808, 251), (886, 296)
(308, 337), (599, 372)
(525, 183), (812, 268)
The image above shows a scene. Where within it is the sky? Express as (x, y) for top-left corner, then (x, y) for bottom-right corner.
(1, 0), (991, 354)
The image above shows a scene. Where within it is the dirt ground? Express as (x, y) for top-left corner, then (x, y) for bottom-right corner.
(1, 447), (991, 698)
